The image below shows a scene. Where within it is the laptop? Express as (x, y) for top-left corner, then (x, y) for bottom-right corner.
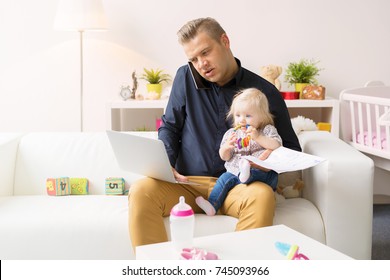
(106, 130), (200, 185)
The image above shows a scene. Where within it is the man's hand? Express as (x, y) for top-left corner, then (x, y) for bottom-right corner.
(248, 149), (272, 172)
(259, 149), (272, 160)
(172, 167), (189, 183)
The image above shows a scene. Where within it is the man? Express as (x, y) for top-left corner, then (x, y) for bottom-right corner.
(128, 17), (300, 249)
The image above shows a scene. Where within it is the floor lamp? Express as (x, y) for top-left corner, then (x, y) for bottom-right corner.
(54, 0), (107, 131)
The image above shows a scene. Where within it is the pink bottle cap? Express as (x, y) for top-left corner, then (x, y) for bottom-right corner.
(170, 196), (194, 217)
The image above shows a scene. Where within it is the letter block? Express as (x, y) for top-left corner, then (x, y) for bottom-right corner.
(46, 177), (71, 196)
(105, 177), (125, 195)
(70, 178), (89, 195)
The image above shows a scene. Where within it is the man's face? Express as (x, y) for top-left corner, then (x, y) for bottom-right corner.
(183, 31), (232, 86)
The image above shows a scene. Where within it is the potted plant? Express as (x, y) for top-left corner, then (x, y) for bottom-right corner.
(284, 59), (322, 98)
(140, 68), (171, 99)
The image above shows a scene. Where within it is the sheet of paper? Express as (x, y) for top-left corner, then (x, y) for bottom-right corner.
(242, 146), (326, 174)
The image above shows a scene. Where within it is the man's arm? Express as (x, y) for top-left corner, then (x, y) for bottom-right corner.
(158, 66), (188, 167)
(267, 88), (301, 152)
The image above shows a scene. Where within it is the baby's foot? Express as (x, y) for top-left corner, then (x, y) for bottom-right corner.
(195, 196), (216, 216)
(239, 159), (251, 183)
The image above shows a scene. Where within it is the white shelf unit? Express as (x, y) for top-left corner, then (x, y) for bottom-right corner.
(107, 97), (340, 136)
(285, 98), (340, 137)
(106, 99), (168, 131)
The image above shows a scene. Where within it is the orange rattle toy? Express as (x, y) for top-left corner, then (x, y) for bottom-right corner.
(234, 125), (250, 149)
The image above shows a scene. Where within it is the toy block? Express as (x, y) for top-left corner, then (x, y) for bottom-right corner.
(70, 178), (89, 195)
(317, 122), (332, 132)
(105, 177), (125, 195)
(46, 177), (71, 196)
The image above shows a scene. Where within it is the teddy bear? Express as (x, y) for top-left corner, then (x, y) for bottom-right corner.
(275, 179), (304, 203)
(274, 169), (304, 203)
(277, 179), (304, 197)
(260, 65), (282, 90)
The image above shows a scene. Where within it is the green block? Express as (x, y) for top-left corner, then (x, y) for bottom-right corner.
(70, 178), (89, 195)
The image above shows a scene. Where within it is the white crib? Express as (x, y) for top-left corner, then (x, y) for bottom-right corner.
(340, 81), (390, 171)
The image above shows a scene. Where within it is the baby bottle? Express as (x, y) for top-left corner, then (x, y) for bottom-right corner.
(169, 196), (195, 251)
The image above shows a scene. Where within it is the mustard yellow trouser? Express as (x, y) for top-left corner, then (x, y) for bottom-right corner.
(128, 176), (275, 250)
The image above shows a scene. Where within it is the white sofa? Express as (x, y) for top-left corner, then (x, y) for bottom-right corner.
(0, 131), (373, 260)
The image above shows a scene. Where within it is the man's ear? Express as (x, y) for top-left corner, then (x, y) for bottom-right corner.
(221, 33), (230, 47)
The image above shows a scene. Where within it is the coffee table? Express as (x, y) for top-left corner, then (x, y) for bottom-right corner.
(136, 224), (352, 260)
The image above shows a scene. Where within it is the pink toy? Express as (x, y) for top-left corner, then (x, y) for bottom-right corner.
(275, 242), (309, 260)
(181, 248), (219, 260)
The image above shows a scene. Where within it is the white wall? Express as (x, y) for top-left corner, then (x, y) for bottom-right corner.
(1, 0), (390, 132)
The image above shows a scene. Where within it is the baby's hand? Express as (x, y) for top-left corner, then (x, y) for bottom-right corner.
(246, 126), (260, 140)
(224, 132), (237, 150)
(220, 133), (237, 161)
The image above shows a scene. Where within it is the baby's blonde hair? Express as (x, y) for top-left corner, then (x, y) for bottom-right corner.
(227, 88), (274, 129)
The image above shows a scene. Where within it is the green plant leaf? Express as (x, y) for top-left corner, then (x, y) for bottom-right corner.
(284, 59), (322, 85)
(140, 68), (172, 84)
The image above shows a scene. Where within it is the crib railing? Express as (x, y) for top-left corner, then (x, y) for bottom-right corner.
(341, 92), (390, 160)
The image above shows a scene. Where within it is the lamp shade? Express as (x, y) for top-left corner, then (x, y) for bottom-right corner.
(54, 0), (107, 31)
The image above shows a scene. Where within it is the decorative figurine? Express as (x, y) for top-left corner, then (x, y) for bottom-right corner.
(131, 70), (138, 99)
(119, 70), (138, 101)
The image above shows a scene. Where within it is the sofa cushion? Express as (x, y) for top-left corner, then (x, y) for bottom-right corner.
(0, 195), (133, 259)
(273, 198), (324, 243)
(163, 198), (324, 243)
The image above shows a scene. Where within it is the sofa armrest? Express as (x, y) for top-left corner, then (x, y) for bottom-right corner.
(0, 134), (23, 196)
(298, 131), (374, 259)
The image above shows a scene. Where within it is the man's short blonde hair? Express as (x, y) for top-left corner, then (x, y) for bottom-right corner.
(177, 17), (226, 45)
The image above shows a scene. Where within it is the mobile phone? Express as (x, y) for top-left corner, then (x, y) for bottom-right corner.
(187, 62), (210, 89)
